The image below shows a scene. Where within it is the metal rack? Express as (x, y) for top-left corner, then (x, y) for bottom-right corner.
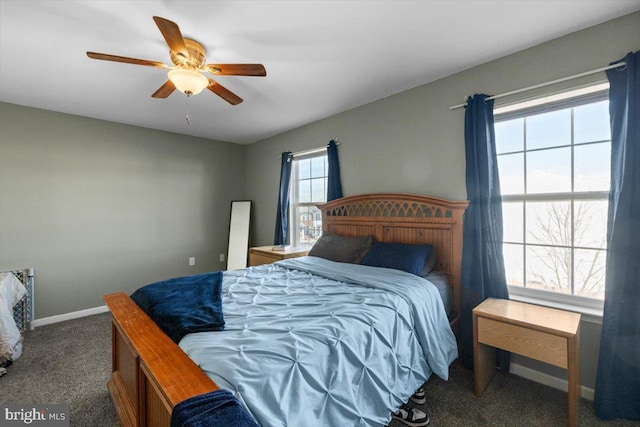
(6, 268), (35, 332)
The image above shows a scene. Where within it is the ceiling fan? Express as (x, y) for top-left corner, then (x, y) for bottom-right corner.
(87, 16), (266, 105)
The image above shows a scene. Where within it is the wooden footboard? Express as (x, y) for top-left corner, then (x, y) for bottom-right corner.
(103, 292), (218, 427)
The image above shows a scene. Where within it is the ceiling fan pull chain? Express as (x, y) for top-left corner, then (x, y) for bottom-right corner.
(185, 94), (192, 125)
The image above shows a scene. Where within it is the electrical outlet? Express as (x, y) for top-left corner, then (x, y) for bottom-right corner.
(189, 257), (196, 266)
(219, 253), (225, 262)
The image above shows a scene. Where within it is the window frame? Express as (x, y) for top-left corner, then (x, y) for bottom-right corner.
(289, 151), (328, 248)
(494, 88), (610, 321)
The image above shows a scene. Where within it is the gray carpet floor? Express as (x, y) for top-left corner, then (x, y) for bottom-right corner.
(0, 313), (637, 426)
(0, 313), (117, 426)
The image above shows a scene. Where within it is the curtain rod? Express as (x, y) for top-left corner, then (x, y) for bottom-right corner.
(449, 61), (626, 110)
(277, 141), (341, 159)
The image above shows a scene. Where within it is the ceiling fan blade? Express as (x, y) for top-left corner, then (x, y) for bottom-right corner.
(86, 52), (167, 68)
(207, 79), (243, 105)
(153, 16), (189, 59)
(207, 64), (266, 77)
(151, 80), (176, 98)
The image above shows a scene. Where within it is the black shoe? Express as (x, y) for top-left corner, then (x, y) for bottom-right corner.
(392, 404), (430, 426)
(409, 386), (426, 405)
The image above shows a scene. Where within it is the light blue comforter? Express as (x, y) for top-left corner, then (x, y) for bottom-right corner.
(179, 256), (457, 427)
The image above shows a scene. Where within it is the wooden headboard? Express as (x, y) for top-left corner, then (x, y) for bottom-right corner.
(319, 193), (469, 333)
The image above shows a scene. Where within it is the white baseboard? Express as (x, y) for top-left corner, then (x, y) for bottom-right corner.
(32, 305), (109, 328)
(510, 362), (595, 401)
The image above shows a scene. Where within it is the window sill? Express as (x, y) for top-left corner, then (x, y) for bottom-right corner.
(508, 288), (603, 324)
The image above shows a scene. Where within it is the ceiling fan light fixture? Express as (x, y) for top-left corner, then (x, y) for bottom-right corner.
(168, 68), (208, 95)
(88, 17), (263, 105)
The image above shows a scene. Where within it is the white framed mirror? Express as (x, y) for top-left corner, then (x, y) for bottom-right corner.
(227, 200), (251, 270)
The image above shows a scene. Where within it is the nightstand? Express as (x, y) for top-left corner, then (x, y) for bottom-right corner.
(248, 246), (309, 266)
(473, 298), (581, 427)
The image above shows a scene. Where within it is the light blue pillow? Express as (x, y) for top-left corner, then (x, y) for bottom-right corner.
(360, 243), (433, 276)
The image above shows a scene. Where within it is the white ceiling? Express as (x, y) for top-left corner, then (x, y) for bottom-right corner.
(1, 1), (638, 144)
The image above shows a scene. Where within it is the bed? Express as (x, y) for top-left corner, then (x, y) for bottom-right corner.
(103, 193), (468, 426)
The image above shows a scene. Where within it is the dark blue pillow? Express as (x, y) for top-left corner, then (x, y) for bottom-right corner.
(360, 243), (433, 276)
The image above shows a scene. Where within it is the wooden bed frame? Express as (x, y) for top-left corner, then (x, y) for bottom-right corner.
(103, 193), (468, 427)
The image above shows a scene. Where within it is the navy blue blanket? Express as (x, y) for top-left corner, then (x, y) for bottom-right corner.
(131, 272), (225, 343)
(171, 389), (259, 427)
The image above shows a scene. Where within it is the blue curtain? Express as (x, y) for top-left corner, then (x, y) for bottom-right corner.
(274, 152), (293, 245)
(327, 140), (343, 201)
(460, 94), (510, 371)
(594, 51), (640, 421)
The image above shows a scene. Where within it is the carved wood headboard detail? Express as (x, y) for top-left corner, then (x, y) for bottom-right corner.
(319, 193), (469, 332)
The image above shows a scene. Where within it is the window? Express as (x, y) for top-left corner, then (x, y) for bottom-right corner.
(290, 153), (328, 247)
(495, 89), (610, 309)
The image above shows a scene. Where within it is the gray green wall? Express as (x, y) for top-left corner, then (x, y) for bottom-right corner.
(0, 103), (246, 318)
(245, 12), (640, 391)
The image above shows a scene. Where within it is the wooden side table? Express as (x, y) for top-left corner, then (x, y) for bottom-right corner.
(473, 298), (581, 427)
(248, 246), (309, 266)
